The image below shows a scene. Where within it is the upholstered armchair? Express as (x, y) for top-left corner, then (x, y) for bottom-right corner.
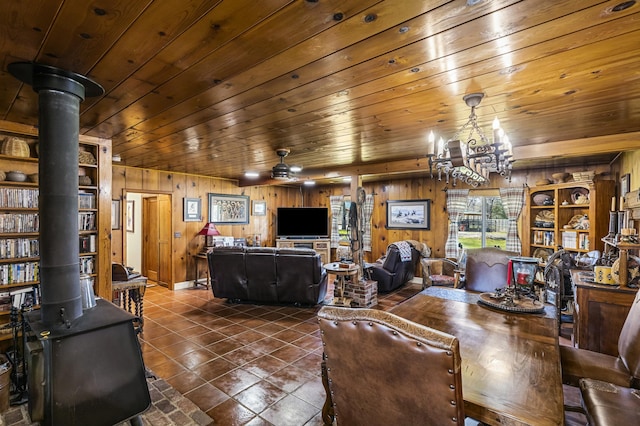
(463, 247), (518, 292)
(421, 258), (461, 288)
(318, 306), (465, 425)
(367, 241), (421, 292)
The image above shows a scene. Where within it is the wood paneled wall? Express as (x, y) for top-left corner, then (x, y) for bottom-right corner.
(113, 160), (618, 289)
(112, 165), (302, 289)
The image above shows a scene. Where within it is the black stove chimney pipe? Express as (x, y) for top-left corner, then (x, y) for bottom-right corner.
(7, 62), (104, 327)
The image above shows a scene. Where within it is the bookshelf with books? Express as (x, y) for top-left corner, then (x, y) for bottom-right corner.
(0, 120), (112, 339)
(523, 180), (615, 259)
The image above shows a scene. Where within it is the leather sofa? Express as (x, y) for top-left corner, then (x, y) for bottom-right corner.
(207, 246), (328, 305)
(367, 242), (421, 292)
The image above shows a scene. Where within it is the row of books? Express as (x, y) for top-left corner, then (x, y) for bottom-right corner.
(0, 238), (39, 259)
(561, 231), (590, 250)
(0, 285), (40, 311)
(532, 230), (555, 246)
(0, 261), (39, 285)
(80, 255), (95, 274)
(79, 212), (96, 231)
(0, 188), (38, 208)
(0, 213), (39, 233)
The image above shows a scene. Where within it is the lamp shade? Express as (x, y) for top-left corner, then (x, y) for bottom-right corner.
(198, 222), (220, 236)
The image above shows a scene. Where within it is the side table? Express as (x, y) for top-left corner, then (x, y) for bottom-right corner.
(193, 252), (210, 289)
(324, 262), (358, 306)
(113, 276), (148, 332)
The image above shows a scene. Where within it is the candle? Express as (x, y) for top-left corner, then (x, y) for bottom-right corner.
(620, 196), (625, 211)
(611, 197), (616, 212)
(506, 259), (513, 287)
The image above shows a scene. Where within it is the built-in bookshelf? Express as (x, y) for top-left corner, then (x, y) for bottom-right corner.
(523, 180), (615, 258)
(0, 120), (112, 342)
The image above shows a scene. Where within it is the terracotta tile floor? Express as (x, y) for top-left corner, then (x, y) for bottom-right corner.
(139, 280), (423, 426)
(140, 281), (587, 426)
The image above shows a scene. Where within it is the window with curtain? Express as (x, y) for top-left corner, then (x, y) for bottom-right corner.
(458, 195), (508, 250)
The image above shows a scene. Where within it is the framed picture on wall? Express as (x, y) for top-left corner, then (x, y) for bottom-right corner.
(126, 200), (135, 232)
(252, 200), (266, 216)
(183, 197), (201, 222)
(111, 199), (121, 230)
(621, 173), (631, 197)
(386, 199), (431, 230)
(208, 193), (250, 224)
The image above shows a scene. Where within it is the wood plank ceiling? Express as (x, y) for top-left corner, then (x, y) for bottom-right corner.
(1, 0), (639, 186)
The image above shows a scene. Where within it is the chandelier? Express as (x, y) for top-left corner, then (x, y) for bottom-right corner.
(427, 93), (513, 187)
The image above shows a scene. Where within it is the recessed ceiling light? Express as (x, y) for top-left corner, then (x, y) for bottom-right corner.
(303, 180), (315, 186)
(290, 165), (303, 173)
(244, 171), (259, 178)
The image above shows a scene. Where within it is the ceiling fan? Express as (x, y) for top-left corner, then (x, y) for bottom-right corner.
(271, 148), (302, 180)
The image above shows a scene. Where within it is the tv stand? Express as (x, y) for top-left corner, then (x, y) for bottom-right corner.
(276, 238), (330, 265)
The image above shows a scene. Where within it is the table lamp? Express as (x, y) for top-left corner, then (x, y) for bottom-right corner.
(198, 222), (220, 251)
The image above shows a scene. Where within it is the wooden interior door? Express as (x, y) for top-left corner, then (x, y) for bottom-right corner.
(157, 194), (172, 287)
(143, 197), (159, 282)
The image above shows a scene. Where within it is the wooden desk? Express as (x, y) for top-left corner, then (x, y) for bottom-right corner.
(113, 276), (147, 332)
(390, 287), (563, 426)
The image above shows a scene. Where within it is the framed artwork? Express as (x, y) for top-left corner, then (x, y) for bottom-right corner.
(111, 199), (121, 230)
(126, 200), (135, 232)
(183, 197), (201, 222)
(386, 199), (431, 230)
(252, 200), (266, 216)
(208, 193), (250, 224)
(621, 173), (630, 197)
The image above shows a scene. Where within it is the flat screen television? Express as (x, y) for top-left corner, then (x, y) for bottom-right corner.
(276, 207), (329, 238)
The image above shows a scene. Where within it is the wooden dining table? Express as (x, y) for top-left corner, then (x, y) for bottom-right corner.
(390, 286), (564, 426)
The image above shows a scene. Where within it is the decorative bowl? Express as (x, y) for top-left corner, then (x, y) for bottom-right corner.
(551, 172), (570, 183)
(532, 194), (553, 206)
(6, 171), (27, 182)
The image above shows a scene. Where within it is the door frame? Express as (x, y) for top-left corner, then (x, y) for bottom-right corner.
(122, 189), (173, 289)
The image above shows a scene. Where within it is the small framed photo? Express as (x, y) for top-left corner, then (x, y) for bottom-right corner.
(386, 199), (431, 230)
(621, 173), (630, 197)
(184, 197), (201, 222)
(126, 200), (135, 232)
(252, 200), (266, 216)
(111, 199), (121, 230)
(208, 193), (249, 224)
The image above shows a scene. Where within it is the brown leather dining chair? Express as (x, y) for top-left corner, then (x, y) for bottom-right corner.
(579, 378), (640, 426)
(561, 288), (640, 389)
(317, 306), (465, 426)
(463, 247), (518, 292)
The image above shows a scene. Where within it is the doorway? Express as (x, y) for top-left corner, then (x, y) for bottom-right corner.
(125, 191), (172, 288)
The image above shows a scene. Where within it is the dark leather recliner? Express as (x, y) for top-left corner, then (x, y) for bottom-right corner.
(208, 246), (328, 305)
(368, 242), (421, 292)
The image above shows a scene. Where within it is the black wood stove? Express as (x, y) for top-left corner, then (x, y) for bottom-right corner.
(8, 62), (150, 426)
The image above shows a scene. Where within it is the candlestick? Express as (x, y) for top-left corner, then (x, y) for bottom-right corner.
(506, 259), (513, 287)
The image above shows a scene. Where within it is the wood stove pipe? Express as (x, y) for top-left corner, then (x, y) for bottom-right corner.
(7, 62), (104, 327)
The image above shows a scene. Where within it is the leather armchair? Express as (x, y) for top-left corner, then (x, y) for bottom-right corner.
(318, 306), (465, 425)
(463, 247), (518, 292)
(561, 288), (640, 389)
(367, 242), (420, 292)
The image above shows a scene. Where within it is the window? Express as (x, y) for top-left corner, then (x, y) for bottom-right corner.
(458, 195), (507, 250)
